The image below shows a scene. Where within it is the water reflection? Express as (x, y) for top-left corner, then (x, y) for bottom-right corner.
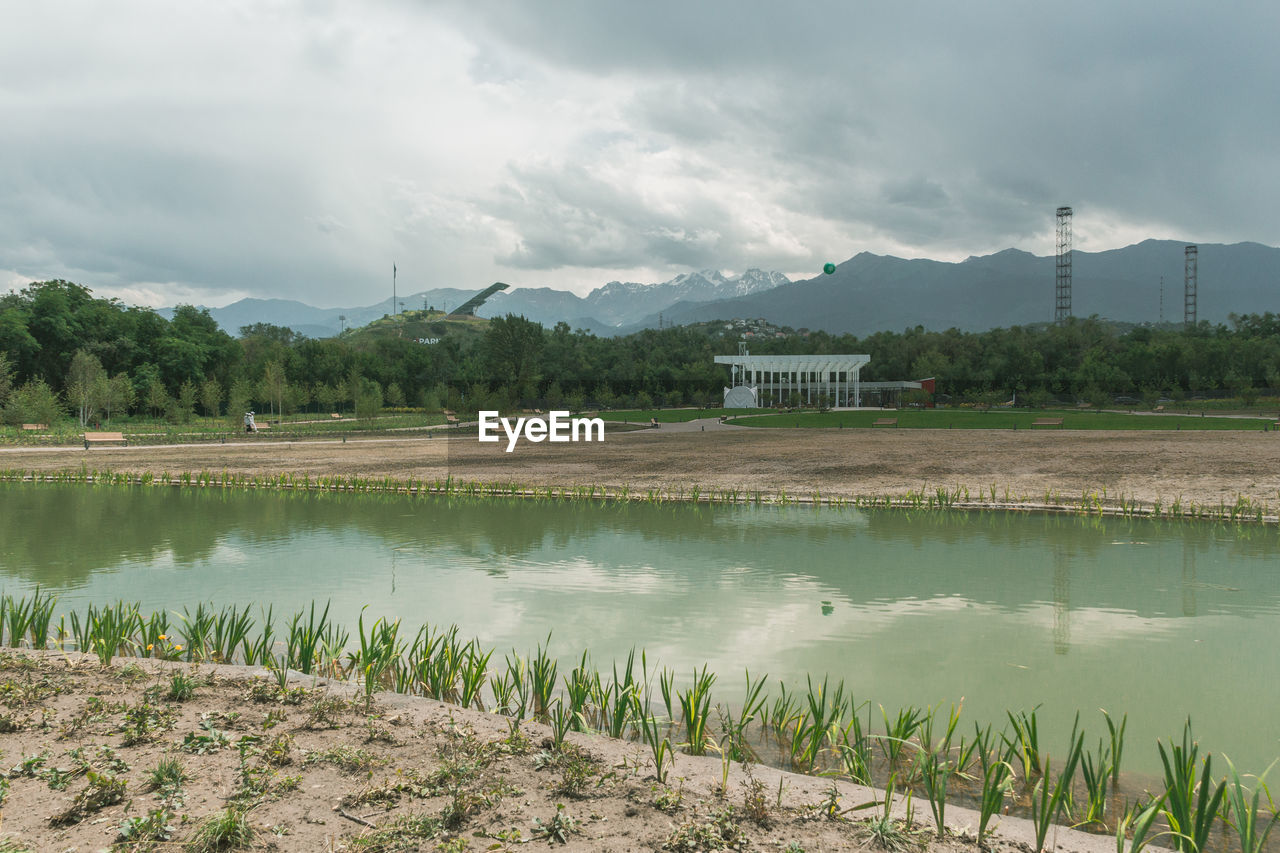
(2, 483), (1279, 772)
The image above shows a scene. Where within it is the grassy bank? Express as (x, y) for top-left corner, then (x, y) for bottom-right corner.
(0, 412), (449, 447)
(2, 467), (1275, 525)
(730, 408), (1276, 431)
(0, 594), (1272, 853)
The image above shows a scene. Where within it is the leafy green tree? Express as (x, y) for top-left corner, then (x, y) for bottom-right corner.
(145, 377), (168, 419)
(258, 360), (287, 419)
(0, 352), (13, 409)
(483, 314), (544, 401)
(238, 323), (297, 345)
(354, 377), (382, 420)
(543, 381), (565, 408)
(199, 379), (224, 417)
(1085, 385), (1111, 410)
(345, 366), (362, 415)
(65, 349), (107, 426)
(1024, 388), (1053, 409)
(419, 383), (443, 411)
(284, 382), (310, 416)
(2, 379), (61, 426)
(177, 380), (198, 423)
(227, 379), (254, 426)
(313, 382), (338, 415)
(103, 374), (134, 421)
(384, 381), (405, 408)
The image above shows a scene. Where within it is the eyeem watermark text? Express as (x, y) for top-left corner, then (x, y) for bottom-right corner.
(477, 410), (605, 452)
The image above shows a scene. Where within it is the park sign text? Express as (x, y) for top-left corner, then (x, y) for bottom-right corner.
(477, 410), (605, 452)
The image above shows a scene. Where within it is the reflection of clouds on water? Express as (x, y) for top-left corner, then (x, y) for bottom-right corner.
(1009, 604), (1180, 646)
(5, 484), (1280, 774)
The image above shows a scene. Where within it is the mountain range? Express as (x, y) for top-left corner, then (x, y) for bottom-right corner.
(170, 240), (1280, 338)
(653, 240), (1280, 336)
(177, 268), (789, 338)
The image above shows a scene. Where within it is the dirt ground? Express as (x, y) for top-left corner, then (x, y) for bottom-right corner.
(3, 426), (1279, 513)
(0, 650), (1119, 853)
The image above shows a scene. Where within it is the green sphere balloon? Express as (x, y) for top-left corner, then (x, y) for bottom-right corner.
(823, 262), (836, 275)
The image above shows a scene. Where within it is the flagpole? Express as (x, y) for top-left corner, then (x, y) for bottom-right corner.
(393, 263), (397, 316)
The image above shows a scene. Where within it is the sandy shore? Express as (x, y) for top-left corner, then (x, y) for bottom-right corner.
(3, 425), (1279, 512)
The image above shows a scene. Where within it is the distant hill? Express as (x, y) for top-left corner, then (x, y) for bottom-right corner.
(168, 269), (790, 338)
(629, 240), (1280, 336)
(344, 309), (489, 348)
(166, 240), (1280, 339)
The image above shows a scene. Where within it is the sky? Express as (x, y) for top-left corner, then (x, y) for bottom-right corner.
(2, 1), (1277, 309)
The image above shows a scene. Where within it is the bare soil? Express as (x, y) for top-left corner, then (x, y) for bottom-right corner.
(3, 427), (1278, 512)
(0, 650), (1118, 853)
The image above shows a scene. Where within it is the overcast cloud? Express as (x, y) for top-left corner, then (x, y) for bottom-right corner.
(2, 1), (1275, 308)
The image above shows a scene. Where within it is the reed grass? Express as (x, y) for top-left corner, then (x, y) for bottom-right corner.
(879, 705), (926, 767)
(562, 651), (593, 733)
(1029, 731), (1084, 853)
(1222, 757), (1280, 853)
(1158, 721), (1228, 853)
(677, 664), (716, 756)
(1080, 737), (1113, 827)
(2, 590), (1275, 846)
(634, 698), (673, 784)
(718, 669), (768, 763)
(1005, 707), (1045, 781)
(351, 608), (406, 710)
(1116, 793), (1168, 853)
(791, 676), (846, 773)
(593, 650), (638, 739)
(529, 636), (558, 721)
(973, 723), (1016, 846)
(837, 706), (874, 786)
(6, 466), (1279, 525)
(1104, 709), (1128, 787)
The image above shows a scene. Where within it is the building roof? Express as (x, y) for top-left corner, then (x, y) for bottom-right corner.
(713, 354), (871, 371)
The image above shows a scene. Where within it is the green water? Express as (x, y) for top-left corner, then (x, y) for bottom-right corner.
(2, 482), (1278, 774)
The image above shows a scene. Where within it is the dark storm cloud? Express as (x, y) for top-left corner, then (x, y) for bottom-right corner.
(453, 0), (1280, 255)
(1, 1), (1277, 305)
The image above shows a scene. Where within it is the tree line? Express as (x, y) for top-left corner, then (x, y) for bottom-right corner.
(3, 279), (1279, 426)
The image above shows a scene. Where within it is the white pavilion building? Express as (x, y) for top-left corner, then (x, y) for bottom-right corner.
(713, 351), (871, 408)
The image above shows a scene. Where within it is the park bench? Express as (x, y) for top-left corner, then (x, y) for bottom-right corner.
(83, 431), (127, 449)
(254, 422), (270, 430)
(330, 413), (342, 419)
(872, 418), (898, 427)
(21, 423), (48, 431)
(446, 414), (460, 426)
(1032, 418), (1064, 428)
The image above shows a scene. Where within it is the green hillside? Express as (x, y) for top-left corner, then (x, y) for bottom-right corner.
(344, 309), (489, 346)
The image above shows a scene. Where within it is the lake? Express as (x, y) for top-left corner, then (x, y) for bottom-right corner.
(2, 482), (1277, 774)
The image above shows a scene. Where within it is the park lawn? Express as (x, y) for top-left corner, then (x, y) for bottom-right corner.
(730, 407), (1276, 431)
(594, 408), (758, 423)
(0, 412), (448, 446)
